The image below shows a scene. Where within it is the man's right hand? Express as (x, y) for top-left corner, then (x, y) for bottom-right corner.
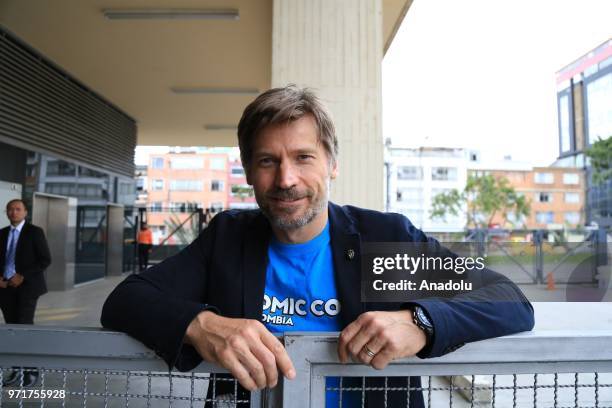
(0, 280), (7, 289)
(185, 311), (296, 391)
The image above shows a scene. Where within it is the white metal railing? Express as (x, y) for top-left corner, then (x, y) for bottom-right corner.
(1, 326), (612, 407)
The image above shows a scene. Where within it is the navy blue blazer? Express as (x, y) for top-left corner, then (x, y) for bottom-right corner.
(101, 203), (534, 407)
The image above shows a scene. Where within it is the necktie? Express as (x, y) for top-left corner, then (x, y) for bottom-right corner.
(4, 228), (17, 280)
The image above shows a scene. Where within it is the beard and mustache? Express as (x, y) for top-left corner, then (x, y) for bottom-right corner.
(258, 183), (329, 231)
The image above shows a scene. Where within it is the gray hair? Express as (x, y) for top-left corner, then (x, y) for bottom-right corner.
(237, 85), (338, 170)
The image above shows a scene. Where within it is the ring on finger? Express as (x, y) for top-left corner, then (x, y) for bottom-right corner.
(363, 344), (376, 358)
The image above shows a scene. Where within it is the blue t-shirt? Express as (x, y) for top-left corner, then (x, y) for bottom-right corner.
(263, 222), (359, 407)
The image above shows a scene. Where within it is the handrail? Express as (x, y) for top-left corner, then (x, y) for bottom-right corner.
(0, 325), (223, 373)
(1, 326), (611, 373)
(2, 326), (612, 407)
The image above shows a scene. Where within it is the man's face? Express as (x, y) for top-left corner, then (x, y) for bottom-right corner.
(6, 202), (27, 225)
(247, 115), (338, 231)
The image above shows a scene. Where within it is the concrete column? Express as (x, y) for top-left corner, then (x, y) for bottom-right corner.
(272, 0), (384, 210)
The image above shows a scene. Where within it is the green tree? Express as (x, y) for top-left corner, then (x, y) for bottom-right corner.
(231, 185), (254, 202)
(430, 174), (531, 229)
(585, 136), (612, 185)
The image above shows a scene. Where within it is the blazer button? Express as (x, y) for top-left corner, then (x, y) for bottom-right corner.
(346, 249), (355, 260)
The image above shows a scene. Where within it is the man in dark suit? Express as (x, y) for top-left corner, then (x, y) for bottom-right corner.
(102, 86), (534, 407)
(1, 199), (51, 387)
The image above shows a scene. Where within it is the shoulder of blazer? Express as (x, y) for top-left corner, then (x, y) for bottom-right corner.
(19, 223), (45, 241)
(329, 202), (430, 244)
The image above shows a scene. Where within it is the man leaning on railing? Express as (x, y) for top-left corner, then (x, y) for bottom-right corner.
(101, 85), (535, 408)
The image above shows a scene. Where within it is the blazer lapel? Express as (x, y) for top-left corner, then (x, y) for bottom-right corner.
(242, 213), (272, 320)
(14, 223), (28, 256)
(329, 203), (365, 328)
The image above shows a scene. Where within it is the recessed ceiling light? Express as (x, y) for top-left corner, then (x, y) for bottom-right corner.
(171, 87), (259, 95)
(204, 124), (238, 131)
(103, 9), (239, 20)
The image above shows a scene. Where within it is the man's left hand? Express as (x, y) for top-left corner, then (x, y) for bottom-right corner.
(337, 310), (426, 369)
(8, 273), (24, 288)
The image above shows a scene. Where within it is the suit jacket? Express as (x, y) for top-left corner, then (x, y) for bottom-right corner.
(101, 203), (534, 407)
(0, 222), (51, 298)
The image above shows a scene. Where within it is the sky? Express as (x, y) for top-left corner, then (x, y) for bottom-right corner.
(382, 0), (612, 166)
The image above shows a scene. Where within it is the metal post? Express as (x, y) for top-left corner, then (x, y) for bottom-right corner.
(533, 230), (544, 284)
(594, 227), (609, 284)
(197, 208), (204, 234)
(133, 214), (139, 274)
(476, 229), (486, 258)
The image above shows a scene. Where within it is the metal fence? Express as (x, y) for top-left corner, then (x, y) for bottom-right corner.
(1, 326), (612, 407)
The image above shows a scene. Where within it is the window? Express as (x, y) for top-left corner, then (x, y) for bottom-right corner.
(432, 167), (457, 181)
(79, 166), (106, 178)
(536, 192), (552, 203)
(152, 179), (164, 191)
(171, 157), (204, 169)
(563, 173), (579, 185)
(559, 94), (571, 153)
(210, 158), (226, 170)
(119, 182), (134, 196)
(170, 180), (203, 191)
(534, 172), (554, 184)
(46, 160), (76, 176)
(169, 202), (199, 212)
(586, 72), (612, 144)
(397, 166), (422, 180)
(535, 211), (554, 224)
(45, 183), (75, 196)
(150, 202), (163, 212)
(211, 180), (225, 192)
(564, 212), (580, 224)
(231, 167), (245, 177)
(397, 188), (423, 203)
(564, 192), (580, 203)
(75, 184), (103, 198)
(151, 157), (164, 169)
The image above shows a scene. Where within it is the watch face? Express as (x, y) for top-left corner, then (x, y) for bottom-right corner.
(416, 307), (432, 328)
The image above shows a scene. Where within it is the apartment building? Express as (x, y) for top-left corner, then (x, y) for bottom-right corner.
(556, 38), (612, 227)
(469, 166), (585, 229)
(386, 147), (468, 232)
(146, 151), (229, 242)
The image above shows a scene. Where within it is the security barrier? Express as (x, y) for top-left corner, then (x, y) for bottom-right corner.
(1, 326), (611, 407)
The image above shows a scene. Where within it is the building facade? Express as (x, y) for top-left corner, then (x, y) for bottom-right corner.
(469, 167), (585, 230)
(144, 150), (256, 244)
(0, 28), (137, 286)
(386, 147), (468, 232)
(556, 38), (612, 227)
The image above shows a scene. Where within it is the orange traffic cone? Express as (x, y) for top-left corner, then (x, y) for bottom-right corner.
(546, 272), (556, 290)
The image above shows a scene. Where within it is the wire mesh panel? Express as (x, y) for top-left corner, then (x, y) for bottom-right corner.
(3, 329), (612, 407)
(321, 373), (612, 408)
(0, 367), (252, 408)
